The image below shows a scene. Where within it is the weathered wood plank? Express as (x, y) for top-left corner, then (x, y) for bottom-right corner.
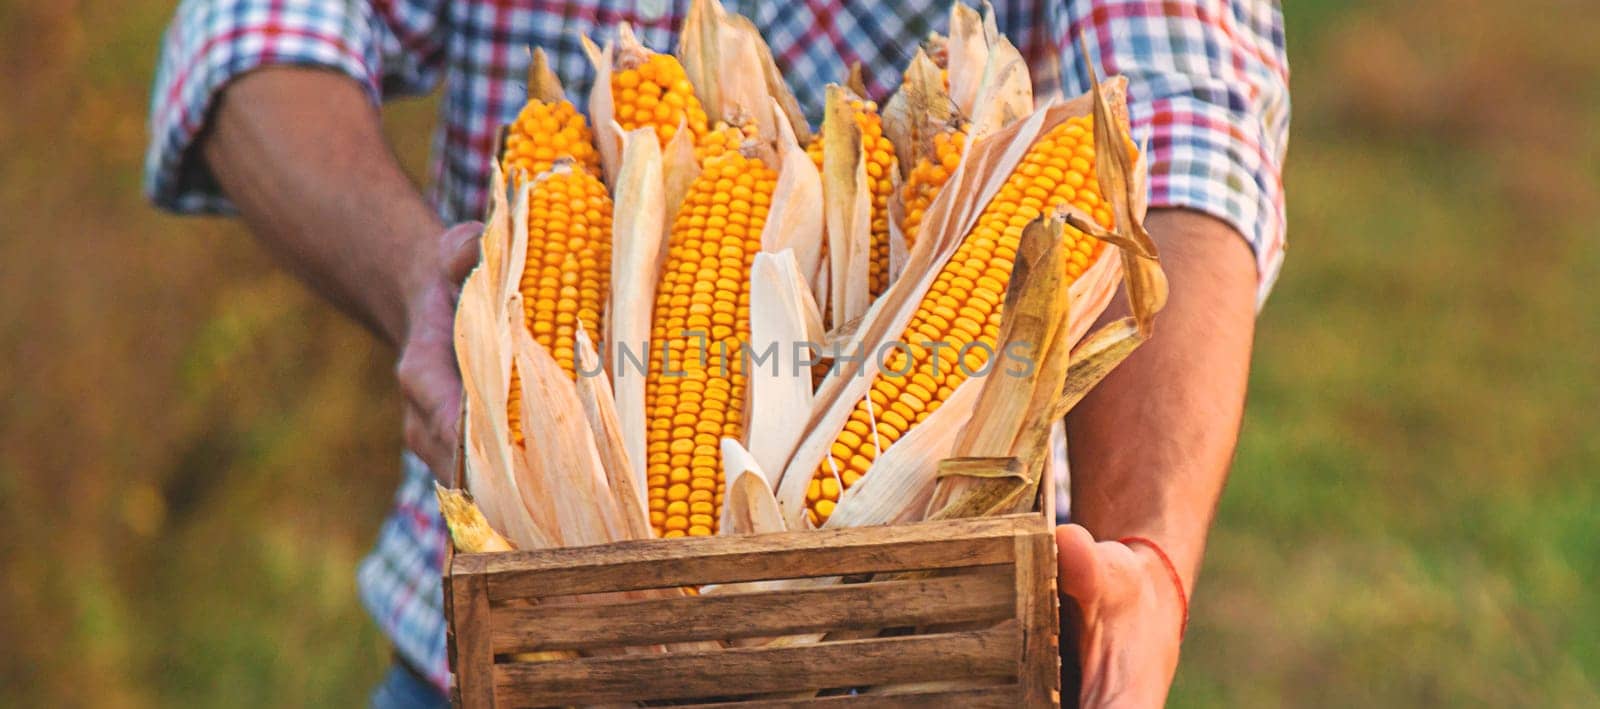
(1017, 529), (1061, 707)
(490, 567), (1015, 652)
(474, 515), (1032, 600)
(671, 685), (1025, 708)
(492, 623), (1021, 705)
(448, 570), (497, 708)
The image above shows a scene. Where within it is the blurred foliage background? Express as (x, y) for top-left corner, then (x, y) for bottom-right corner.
(1, 0), (1596, 705)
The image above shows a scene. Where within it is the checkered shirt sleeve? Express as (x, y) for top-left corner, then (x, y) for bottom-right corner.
(1053, 0), (1291, 304)
(143, 0), (449, 214)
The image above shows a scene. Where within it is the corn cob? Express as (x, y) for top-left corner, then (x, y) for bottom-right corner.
(805, 115), (1118, 525)
(645, 149), (777, 537)
(807, 96), (898, 296)
(508, 165), (614, 447)
(898, 127), (967, 252)
(612, 52), (710, 149)
(502, 98), (602, 178)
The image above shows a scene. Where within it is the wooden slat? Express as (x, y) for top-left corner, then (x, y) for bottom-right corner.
(672, 686), (1025, 708)
(448, 570), (497, 708)
(466, 515), (1031, 600)
(490, 566), (1014, 652)
(492, 622), (1021, 705)
(1016, 529), (1061, 707)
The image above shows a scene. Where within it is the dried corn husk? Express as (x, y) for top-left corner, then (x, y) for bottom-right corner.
(759, 101), (827, 291)
(819, 84), (874, 327)
(607, 127), (668, 502)
(575, 326), (652, 541)
(718, 439), (787, 536)
(745, 249), (822, 481)
(679, 0), (809, 144)
(580, 35), (623, 184)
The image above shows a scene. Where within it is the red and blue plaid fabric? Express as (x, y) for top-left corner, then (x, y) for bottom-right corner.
(146, 0), (1289, 692)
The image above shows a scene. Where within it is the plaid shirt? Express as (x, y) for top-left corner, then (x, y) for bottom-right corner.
(145, 0), (1289, 692)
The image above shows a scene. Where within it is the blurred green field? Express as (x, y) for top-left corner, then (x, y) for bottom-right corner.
(2, 0), (1596, 705)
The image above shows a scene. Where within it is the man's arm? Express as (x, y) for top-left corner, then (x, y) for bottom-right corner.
(1057, 209), (1258, 705)
(1052, 0), (1289, 703)
(201, 67), (475, 476)
(203, 68), (440, 342)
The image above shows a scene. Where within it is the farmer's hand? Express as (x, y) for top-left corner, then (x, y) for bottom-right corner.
(1056, 524), (1186, 708)
(397, 222), (483, 479)
(202, 68), (483, 480)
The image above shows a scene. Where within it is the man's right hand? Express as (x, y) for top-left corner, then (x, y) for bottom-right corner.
(397, 222), (482, 480)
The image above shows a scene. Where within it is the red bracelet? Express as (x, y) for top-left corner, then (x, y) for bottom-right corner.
(1118, 536), (1189, 641)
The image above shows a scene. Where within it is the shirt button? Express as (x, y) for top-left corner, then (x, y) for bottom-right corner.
(638, 0), (668, 22)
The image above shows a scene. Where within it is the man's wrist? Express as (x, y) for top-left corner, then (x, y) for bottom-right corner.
(1120, 536), (1190, 641)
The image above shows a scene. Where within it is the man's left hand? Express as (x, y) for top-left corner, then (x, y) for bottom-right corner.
(1057, 523), (1187, 708)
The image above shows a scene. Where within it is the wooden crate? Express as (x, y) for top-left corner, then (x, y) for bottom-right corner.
(445, 513), (1060, 707)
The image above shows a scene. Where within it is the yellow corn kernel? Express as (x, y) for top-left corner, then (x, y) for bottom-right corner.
(899, 128), (968, 251)
(611, 52), (709, 149)
(502, 97), (601, 178)
(644, 150), (778, 536)
(695, 120), (757, 163)
(806, 115), (1122, 524)
(507, 167), (614, 447)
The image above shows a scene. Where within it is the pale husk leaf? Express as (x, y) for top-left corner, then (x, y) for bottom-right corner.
(455, 175), (561, 549)
(714, 19), (773, 135)
(759, 102), (827, 290)
(512, 312), (623, 547)
(948, 218), (1068, 458)
(745, 250), (820, 481)
(820, 85), (873, 327)
(924, 456), (1033, 521)
(719, 440), (787, 536)
(969, 34), (1033, 137)
(678, 0), (724, 122)
(1079, 37), (1167, 334)
(608, 127), (668, 499)
(944, 3), (988, 117)
(582, 36), (623, 184)
(881, 49), (956, 177)
(1054, 316), (1145, 420)
(743, 19), (811, 145)
(575, 326), (652, 541)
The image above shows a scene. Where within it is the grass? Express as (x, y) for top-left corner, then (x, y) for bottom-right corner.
(1, 0), (1595, 705)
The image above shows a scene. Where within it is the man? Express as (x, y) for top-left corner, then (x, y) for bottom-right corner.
(146, 1), (1287, 705)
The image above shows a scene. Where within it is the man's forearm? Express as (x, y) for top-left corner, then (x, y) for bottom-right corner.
(1065, 209), (1259, 589)
(201, 67), (443, 347)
